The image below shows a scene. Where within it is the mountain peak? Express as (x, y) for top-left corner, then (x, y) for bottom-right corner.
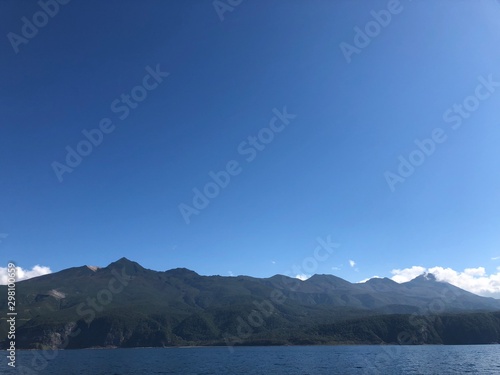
(105, 257), (145, 275)
(114, 256), (134, 264)
(365, 277), (398, 285)
(411, 272), (437, 282)
(424, 272), (437, 281)
(304, 274), (354, 289)
(362, 277), (401, 292)
(164, 267), (199, 278)
(106, 257), (139, 266)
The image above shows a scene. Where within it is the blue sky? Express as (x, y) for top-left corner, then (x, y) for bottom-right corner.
(1, 0), (500, 295)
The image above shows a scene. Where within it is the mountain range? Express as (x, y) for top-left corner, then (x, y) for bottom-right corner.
(1, 257), (499, 349)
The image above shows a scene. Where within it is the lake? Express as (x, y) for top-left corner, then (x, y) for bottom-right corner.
(5, 345), (500, 374)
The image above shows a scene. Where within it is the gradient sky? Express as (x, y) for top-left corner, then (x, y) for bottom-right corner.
(1, 1), (500, 292)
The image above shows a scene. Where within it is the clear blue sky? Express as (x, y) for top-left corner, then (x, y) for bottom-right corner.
(1, 0), (500, 285)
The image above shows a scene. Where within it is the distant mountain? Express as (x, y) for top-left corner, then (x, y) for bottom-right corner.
(1, 258), (499, 349)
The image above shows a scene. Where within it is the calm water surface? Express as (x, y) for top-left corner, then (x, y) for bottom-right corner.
(4, 345), (500, 375)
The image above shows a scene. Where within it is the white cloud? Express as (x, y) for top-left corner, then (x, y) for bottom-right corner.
(391, 266), (500, 298)
(0, 265), (52, 284)
(228, 271), (234, 277)
(492, 256), (500, 260)
(391, 266), (426, 283)
(463, 267), (486, 277)
(349, 260), (356, 268)
(295, 274), (310, 281)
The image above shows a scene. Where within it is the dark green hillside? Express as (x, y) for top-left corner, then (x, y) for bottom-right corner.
(1, 258), (499, 349)
(310, 311), (500, 345)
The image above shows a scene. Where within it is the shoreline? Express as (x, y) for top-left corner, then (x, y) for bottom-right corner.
(8, 342), (499, 351)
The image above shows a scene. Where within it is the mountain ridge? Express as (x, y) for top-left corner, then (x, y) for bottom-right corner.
(39, 257), (497, 297)
(1, 258), (499, 349)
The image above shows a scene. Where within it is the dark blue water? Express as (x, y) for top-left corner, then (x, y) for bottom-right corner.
(3, 345), (500, 375)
